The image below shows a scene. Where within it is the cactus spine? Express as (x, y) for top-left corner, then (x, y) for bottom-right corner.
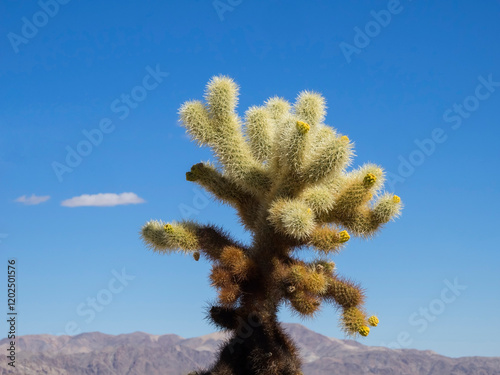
(141, 76), (402, 375)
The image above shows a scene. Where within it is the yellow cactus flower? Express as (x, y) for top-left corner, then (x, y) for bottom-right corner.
(164, 224), (174, 233)
(340, 135), (349, 142)
(358, 326), (370, 337)
(363, 173), (377, 187)
(368, 315), (379, 327)
(393, 195), (401, 203)
(339, 230), (350, 243)
(296, 120), (310, 134)
(193, 251), (200, 261)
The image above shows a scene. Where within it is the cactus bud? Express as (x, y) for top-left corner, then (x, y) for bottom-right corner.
(193, 251), (200, 261)
(164, 224), (174, 233)
(339, 230), (350, 243)
(368, 315), (379, 327)
(363, 173), (377, 187)
(296, 120), (310, 134)
(358, 326), (370, 337)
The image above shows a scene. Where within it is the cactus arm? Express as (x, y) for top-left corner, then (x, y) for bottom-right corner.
(194, 224), (248, 261)
(300, 126), (353, 186)
(268, 198), (316, 241)
(269, 118), (313, 197)
(300, 163), (381, 221)
(320, 274), (373, 337)
(323, 164), (385, 219)
(179, 100), (214, 146)
(205, 76), (271, 196)
(186, 162), (261, 230)
(324, 193), (402, 236)
(265, 96), (291, 121)
(300, 184), (338, 216)
(293, 90), (326, 127)
(278, 254), (373, 337)
(308, 226), (350, 254)
(322, 275), (366, 309)
(141, 220), (246, 262)
(284, 120), (311, 175)
(281, 259), (324, 317)
(180, 76), (271, 196)
(265, 97), (292, 175)
(141, 220), (199, 254)
(245, 106), (274, 163)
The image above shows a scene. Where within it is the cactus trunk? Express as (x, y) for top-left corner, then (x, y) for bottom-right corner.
(201, 307), (302, 375)
(200, 231), (302, 374)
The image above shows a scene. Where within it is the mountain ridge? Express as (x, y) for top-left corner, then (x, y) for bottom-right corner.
(1, 323), (498, 374)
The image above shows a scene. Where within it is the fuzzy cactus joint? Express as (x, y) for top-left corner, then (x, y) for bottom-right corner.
(141, 76), (402, 375)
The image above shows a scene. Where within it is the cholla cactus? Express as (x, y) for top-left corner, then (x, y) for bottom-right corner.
(141, 76), (402, 375)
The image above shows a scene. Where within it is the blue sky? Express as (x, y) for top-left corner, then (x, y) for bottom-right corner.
(1, 0), (499, 358)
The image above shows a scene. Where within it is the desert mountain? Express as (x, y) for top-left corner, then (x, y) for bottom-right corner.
(1, 323), (498, 374)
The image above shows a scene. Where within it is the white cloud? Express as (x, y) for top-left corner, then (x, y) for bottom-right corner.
(61, 192), (146, 207)
(15, 194), (50, 205)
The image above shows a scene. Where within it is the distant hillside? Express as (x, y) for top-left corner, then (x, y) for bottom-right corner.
(1, 323), (499, 374)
